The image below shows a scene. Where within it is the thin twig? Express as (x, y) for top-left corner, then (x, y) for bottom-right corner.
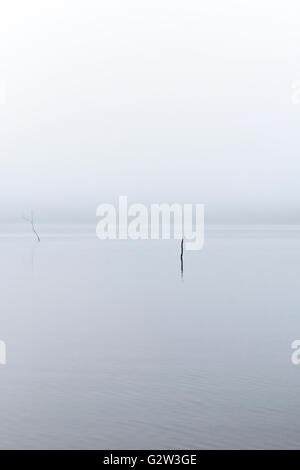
(23, 211), (40, 242)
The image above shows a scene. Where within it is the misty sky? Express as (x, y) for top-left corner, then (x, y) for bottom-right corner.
(0, 0), (299, 224)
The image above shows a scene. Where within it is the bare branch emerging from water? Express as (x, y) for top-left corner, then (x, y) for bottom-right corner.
(23, 211), (40, 242)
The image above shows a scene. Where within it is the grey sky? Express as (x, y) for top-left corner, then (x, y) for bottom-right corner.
(0, 0), (299, 224)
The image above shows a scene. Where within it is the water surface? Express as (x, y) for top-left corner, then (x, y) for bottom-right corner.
(0, 226), (300, 449)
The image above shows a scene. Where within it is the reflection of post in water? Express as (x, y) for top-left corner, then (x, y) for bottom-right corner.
(180, 238), (184, 279)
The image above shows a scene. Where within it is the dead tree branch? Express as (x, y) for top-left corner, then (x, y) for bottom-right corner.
(23, 211), (40, 242)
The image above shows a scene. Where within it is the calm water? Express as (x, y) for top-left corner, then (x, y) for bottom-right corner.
(0, 226), (300, 449)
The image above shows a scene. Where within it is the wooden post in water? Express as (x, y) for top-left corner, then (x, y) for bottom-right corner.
(180, 238), (184, 278)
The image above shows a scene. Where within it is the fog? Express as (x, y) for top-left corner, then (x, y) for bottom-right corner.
(0, 0), (299, 224)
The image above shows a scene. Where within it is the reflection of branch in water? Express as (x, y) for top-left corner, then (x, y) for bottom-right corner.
(31, 240), (39, 273)
(180, 238), (184, 279)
